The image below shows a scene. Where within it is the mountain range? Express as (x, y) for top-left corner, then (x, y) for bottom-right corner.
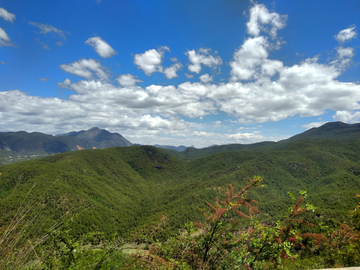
(0, 127), (132, 164)
(2, 121), (360, 165)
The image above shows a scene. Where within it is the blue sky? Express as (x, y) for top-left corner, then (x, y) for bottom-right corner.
(0, 0), (359, 147)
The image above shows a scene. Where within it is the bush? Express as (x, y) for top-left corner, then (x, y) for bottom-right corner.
(128, 176), (360, 269)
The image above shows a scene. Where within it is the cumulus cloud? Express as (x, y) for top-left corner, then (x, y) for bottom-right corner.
(335, 26), (357, 43)
(227, 132), (265, 141)
(332, 46), (354, 70)
(336, 46), (354, 59)
(85, 37), (118, 58)
(134, 46), (169, 75)
(209, 10), (360, 124)
(333, 111), (360, 123)
(247, 4), (287, 38)
(185, 48), (222, 73)
(228, 4), (287, 82)
(215, 49), (360, 124)
(57, 78), (215, 119)
(230, 36), (274, 81)
(199, 74), (213, 83)
(0, 7), (15, 22)
(57, 78), (72, 89)
(116, 74), (142, 87)
(330, 27), (358, 70)
(163, 62), (183, 79)
(29, 21), (69, 40)
(60, 59), (109, 80)
(133, 46), (182, 79)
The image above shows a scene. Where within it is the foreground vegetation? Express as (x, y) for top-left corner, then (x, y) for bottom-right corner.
(1, 177), (359, 269)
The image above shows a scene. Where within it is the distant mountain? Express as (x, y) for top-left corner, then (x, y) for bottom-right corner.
(1, 122), (360, 164)
(284, 122), (360, 142)
(0, 131), (77, 153)
(0, 127), (132, 164)
(57, 127), (132, 148)
(154, 144), (188, 152)
(176, 122), (360, 160)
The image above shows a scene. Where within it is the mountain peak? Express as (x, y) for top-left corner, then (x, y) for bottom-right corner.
(88, 127), (101, 131)
(287, 121), (360, 142)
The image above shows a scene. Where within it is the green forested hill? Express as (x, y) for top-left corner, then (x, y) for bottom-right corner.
(172, 121), (360, 160)
(1, 127), (360, 244)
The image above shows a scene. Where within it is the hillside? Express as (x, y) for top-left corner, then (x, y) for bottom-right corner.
(1, 122), (360, 243)
(174, 121), (360, 160)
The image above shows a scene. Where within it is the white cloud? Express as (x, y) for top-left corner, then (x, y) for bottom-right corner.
(193, 131), (216, 137)
(336, 47), (354, 59)
(138, 114), (173, 129)
(332, 46), (355, 70)
(230, 36), (271, 81)
(29, 21), (69, 40)
(199, 74), (213, 83)
(209, 49), (360, 124)
(58, 78), (72, 89)
(185, 73), (194, 79)
(227, 132), (265, 141)
(301, 121), (328, 130)
(246, 4), (287, 38)
(332, 28), (357, 70)
(133, 46), (169, 75)
(163, 62), (183, 79)
(58, 78), (216, 120)
(333, 111), (360, 123)
(0, 7), (15, 22)
(85, 37), (118, 58)
(191, 130), (272, 145)
(185, 48), (222, 73)
(133, 46), (182, 79)
(116, 74), (142, 87)
(59, 59), (109, 80)
(0, 27), (12, 47)
(335, 26), (357, 43)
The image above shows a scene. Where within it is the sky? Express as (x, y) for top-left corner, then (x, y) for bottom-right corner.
(0, 0), (360, 148)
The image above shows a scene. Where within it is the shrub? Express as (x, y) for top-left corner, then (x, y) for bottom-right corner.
(129, 176), (359, 269)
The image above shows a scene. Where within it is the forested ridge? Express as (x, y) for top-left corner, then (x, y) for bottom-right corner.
(1, 122), (360, 269)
